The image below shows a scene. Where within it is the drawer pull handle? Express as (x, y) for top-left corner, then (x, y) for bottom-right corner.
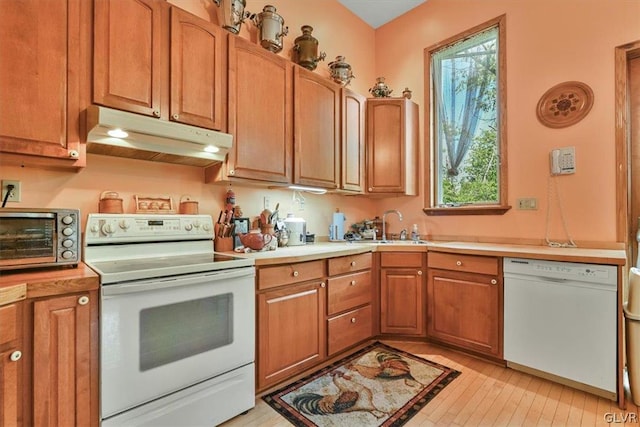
(10, 350), (22, 362)
(78, 296), (89, 306)
(293, 271), (299, 277)
(491, 279), (497, 285)
(417, 270), (422, 276)
(456, 260), (462, 266)
(351, 317), (357, 323)
(350, 280), (356, 286)
(350, 261), (356, 267)
(320, 282), (326, 288)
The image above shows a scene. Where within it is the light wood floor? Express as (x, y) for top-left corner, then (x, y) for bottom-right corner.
(221, 340), (640, 427)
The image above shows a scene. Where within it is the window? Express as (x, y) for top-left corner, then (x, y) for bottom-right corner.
(424, 15), (508, 215)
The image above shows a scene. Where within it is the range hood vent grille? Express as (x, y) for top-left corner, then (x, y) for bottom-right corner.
(86, 105), (232, 167)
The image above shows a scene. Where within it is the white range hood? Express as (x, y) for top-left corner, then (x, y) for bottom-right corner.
(86, 105), (232, 167)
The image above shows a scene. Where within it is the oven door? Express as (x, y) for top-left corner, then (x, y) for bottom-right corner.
(100, 266), (255, 419)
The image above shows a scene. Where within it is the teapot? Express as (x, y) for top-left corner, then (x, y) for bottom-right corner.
(239, 230), (274, 251)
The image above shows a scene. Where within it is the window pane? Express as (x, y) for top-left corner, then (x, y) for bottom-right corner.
(432, 26), (499, 206)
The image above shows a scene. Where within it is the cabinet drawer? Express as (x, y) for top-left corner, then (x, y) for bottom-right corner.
(381, 252), (422, 268)
(328, 305), (372, 355)
(428, 252), (498, 275)
(258, 260), (325, 291)
(328, 252), (372, 276)
(327, 271), (372, 315)
(0, 303), (21, 346)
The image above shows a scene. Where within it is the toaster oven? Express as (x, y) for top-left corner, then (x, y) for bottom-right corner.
(0, 208), (81, 270)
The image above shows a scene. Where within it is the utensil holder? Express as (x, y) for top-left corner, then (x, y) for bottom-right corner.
(214, 224), (234, 252)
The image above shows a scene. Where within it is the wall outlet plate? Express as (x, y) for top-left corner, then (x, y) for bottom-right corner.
(517, 197), (537, 210)
(1, 180), (21, 202)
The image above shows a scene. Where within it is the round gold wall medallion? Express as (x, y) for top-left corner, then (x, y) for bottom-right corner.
(536, 81), (594, 128)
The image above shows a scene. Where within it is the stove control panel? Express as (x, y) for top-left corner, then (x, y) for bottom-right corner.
(85, 214), (214, 244)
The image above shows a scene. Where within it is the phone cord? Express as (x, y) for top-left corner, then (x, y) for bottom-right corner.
(545, 175), (577, 248)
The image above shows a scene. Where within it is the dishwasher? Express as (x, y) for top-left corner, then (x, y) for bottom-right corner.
(503, 257), (617, 396)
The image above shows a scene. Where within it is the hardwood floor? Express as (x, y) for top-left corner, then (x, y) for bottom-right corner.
(222, 340), (640, 426)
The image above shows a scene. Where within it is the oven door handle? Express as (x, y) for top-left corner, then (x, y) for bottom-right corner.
(102, 267), (254, 296)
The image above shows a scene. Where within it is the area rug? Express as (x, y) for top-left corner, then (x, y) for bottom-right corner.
(262, 342), (461, 427)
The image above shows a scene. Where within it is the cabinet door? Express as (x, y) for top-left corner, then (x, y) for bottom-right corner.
(0, 0), (88, 163)
(32, 292), (97, 427)
(341, 89), (366, 192)
(0, 303), (23, 427)
(294, 67), (340, 189)
(257, 281), (326, 390)
(380, 268), (425, 335)
(427, 269), (502, 358)
(366, 98), (418, 195)
(170, 7), (225, 131)
(94, 0), (163, 117)
(226, 35), (292, 183)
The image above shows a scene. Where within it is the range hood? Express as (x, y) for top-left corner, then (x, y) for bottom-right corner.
(86, 105), (232, 167)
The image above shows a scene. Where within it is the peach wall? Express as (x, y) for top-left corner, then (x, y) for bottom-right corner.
(375, 0), (640, 244)
(2, 0), (638, 244)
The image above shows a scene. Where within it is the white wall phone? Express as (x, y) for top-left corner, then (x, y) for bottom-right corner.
(550, 147), (576, 175)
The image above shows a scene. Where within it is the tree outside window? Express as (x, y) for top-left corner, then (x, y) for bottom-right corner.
(424, 16), (508, 215)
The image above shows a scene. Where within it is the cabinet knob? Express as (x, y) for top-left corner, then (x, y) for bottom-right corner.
(491, 279), (497, 285)
(368, 187), (373, 192)
(10, 350), (22, 362)
(456, 260), (462, 266)
(229, 170), (235, 176)
(292, 271), (299, 277)
(351, 317), (357, 323)
(153, 110), (160, 117)
(172, 114), (180, 120)
(68, 150), (79, 159)
(417, 270), (422, 276)
(350, 261), (356, 267)
(320, 282), (326, 288)
(78, 296), (89, 306)
(350, 280), (356, 286)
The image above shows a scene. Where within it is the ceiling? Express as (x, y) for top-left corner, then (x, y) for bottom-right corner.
(337, 0), (427, 29)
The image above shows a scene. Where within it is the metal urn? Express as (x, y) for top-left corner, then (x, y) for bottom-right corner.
(213, 0), (251, 34)
(293, 25), (326, 71)
(369, 76), (393, 97)
(252, 5), (288, 53)
(328, 56), (355, 86)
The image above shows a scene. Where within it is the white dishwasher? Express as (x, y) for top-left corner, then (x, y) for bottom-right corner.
(503, 257), (617, 396)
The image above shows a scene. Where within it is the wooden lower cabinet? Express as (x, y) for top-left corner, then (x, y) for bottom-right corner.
(31, 291), (97, 427)
(257, 280), (326, 391)
(380, 253), (426, 336)
(427, 252), (503, 358)
(0, 301), (23, 427)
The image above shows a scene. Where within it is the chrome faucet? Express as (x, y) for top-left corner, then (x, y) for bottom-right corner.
(382, 209), (403, 241)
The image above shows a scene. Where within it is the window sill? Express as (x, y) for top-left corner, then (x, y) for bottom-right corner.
(423, 205), (512, 216)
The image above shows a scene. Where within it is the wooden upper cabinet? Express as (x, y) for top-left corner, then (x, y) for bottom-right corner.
(366, 97), (419, 195)
(341, 89), (366, 193)
(93, 0), (163, 118)
(170, 7), (225, 130)
(212, 34), (292, 183)
(294, 67), (341, 189)
(0, 0), (90, 165)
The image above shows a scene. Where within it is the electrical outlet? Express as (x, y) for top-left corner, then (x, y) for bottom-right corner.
(263, 196), (270, 210)
(1, 180), (21, 203)
(517, 197), (537, 210)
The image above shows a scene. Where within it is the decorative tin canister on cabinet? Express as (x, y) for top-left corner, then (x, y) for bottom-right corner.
(213, 0), (251, 34)
(252, 5), (288, 53)
(369, 76), (393, 97)
(328, 56), (355, 86)
(293, 25), (326, 70)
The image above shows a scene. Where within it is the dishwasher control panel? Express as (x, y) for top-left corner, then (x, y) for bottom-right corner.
(504, 257), (616, 285)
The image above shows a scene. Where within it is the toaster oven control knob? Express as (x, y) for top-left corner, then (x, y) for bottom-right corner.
(102, 223), (116, 235)
(119, 220), (131, 230)
(184, 223), (193, 231)
(62, 227), (75, 236)
(61, 215), (74, 225)
(62, 239), (74, 248)
(61, 250), (74, 259)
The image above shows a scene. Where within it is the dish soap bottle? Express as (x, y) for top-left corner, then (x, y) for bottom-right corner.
(411, 224), (419, 241)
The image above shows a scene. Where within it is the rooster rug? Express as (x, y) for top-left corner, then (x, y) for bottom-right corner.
(262, 342), (461, 427)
